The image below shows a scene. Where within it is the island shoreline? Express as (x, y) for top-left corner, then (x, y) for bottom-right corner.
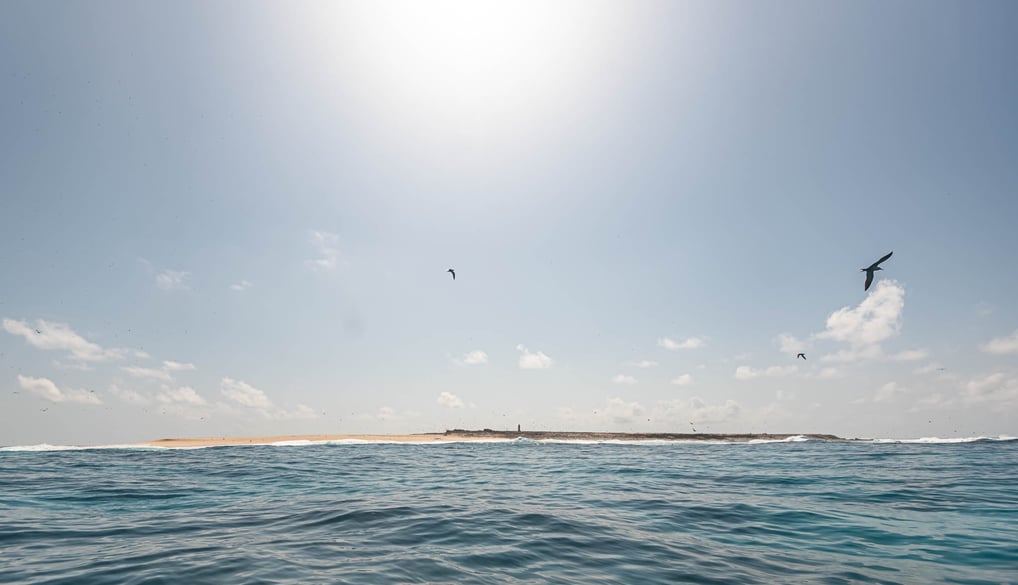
(142, 430), (849, 448)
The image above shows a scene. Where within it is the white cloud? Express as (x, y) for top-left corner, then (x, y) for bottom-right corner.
(282, 404), (318, 420)
(156, 270), (190, 291)
(120, 360), (194, 382)
(220, 377), (273, 409)
(121, 365), (172, 381)
(658, 336), (704, 350)
(163, 360), (196, 372)
(654, 396), (742, 424)
(670, 374), (692, 386)
(777, 334), (805, 355)
(603, 397), (645, 423)
(109, 384), (148, 404)
(874, 381), (907, 403)
(3, 318), (133, 363)
(230, 280), (253, 292)
(815, 280), (904, 360)
(306, 230), (340, 272)
(980, 330), (1018, 355)
(517, 344), (553, 369)
(18, 375), (101, 404)
(734, 365), (798, 381)
(888, 348), (929, 362)
(910, 392), (954, 411)
(368, 406), (422, 422)
(626, 360), (658, 368)
(53, 360), (94, 371)
(612, 374), (637, 385)
(157, 386), (207, 406)
(437, 391), (464, 408)
(216, 377), (316, 420)
(459, 350), (488, 366)
(962, 372), (1018, 404)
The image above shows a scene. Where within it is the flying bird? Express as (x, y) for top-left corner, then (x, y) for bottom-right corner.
(861, 251), (893, 291)
(797, 353), (806, 360)
(447, 268), (455, 280)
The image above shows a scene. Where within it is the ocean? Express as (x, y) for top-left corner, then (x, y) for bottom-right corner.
(1, 437), (1016, 584)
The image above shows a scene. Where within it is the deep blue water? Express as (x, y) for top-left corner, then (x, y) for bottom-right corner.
(1, 438), (1016, 584)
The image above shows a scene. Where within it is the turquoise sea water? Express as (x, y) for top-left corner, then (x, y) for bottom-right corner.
(1, 438), (1016, 584)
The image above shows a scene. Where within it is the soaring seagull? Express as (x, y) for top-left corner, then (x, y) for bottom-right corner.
(447, 268), (456, 280)
(797, 353), (806, 360)
(862, 251), (893, 291)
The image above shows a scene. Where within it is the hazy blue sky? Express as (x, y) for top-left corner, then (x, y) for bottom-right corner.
(2, 0), (1017, 445)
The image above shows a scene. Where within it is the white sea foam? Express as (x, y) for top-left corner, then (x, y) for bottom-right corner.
(0, 443), (172, 452)
(747, 435), (810, 444)
(866, 435), (1017, 444)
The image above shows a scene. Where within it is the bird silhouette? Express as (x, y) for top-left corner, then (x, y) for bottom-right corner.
(447, 268), (456, 280)
(797, 353), (806, 360)
(861, 251), (893, 291)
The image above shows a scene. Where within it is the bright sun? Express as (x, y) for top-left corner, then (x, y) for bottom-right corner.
(300, 0), (643, 155)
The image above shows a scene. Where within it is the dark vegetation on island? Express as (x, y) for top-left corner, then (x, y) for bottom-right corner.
(442, 429), (846, 442)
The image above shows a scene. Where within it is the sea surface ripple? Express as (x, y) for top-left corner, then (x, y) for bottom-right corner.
(2, 439), (1016, 584)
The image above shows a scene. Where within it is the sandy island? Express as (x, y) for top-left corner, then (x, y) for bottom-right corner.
(144, 430), (846, 448)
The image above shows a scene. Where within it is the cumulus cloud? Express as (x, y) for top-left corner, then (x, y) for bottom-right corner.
(874, 381), (907, 403)
(230, 280), (253, 292)
(367, 406), (422, 422)
(121, 365), (172, 381)
(777, 334), (805, 355)
(218, 377), (314, 419)
(602, 397), (645, 423)
(654, 396), (742, 424)
(559, 396), (741, 428)
(816, 280), (904, 361)
(671, 374), (693, 385)
(220, 377), (272, 409)
(980, 330), (1018, 355)
(612, 374), (637, 385)
(910, 392), (954, 411)
(18, 375), (101, 404)
(734, 365), (798, 381)
(658, 337), (704, 351)
(156, 386), (207, 405)
(888, 349), (929, 362)
(120, 360), (195, 382)
(109, 384), (148, 404)
(458, 350), (488, 366)
(517, 344), (553, 369)
(626, 360), (658, 368)
(306, 230), (340, 272)
(3, 318), (135, 363)
(156, 270), (190, 291)
(962, 372), (1018, 404)
(437, 391), (464, 408)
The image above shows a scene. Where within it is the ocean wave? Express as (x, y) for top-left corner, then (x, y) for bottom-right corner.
(747, 434), (810, 444)
(0, 443), (171, 452)
(866, 435), (1017, 444)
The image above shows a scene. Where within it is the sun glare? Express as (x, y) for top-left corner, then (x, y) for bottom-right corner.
(299, 0), (641, 158)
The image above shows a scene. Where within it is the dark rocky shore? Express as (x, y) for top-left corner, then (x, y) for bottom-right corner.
(443, 429), (846, 442)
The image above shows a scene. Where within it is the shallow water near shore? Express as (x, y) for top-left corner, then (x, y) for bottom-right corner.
(2, 439), (1016, 584)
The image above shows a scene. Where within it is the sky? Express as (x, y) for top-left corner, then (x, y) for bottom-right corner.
(2, 0), (1017, 445)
